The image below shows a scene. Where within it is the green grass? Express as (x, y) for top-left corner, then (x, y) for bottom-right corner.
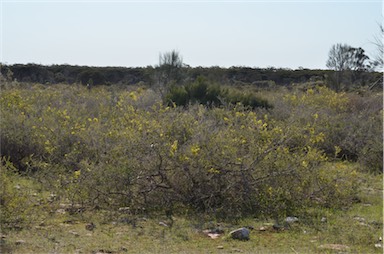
(1, 168), (382, 254)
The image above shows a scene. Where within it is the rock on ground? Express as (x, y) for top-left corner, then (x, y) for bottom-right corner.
(229, 227), (250, 241)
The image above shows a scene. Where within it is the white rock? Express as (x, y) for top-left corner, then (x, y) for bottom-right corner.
(285, 216), (299, 223)
(159, 221), (168, 227)
(207, 233), (221, 239)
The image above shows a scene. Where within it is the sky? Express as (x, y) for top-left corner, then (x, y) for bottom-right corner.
(1, 0), (382, 69)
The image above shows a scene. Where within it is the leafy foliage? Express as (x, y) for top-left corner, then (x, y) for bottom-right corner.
(0, 82), (380, 224)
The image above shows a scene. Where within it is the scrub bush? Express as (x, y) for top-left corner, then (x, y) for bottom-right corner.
(277, 86), (382, 173)
(165, 76), (271, 109)
(0, 82), (372, 221)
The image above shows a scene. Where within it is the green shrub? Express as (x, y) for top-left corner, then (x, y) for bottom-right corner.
(165, 76), (223, 107)
(186, 76), (208, 103)
(0, 82), (372, 221)
(225, 89), (272, 109)
(278, 86), (383, 173)
(165, 84), (189, 106)
(165, 76), (271, 109)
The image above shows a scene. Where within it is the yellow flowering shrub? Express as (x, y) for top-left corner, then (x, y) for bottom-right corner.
(0, 82), (371, 221)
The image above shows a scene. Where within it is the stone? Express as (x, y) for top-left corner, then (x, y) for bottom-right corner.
(207, 233), (221, 239)
(203, 228), (224, 239)
(285, 216), (299, 223)
(229, 227), (250, 241)
(321, 217), (327, 223)
(159, 221), (168, 227)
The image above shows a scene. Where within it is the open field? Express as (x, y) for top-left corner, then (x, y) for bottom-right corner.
(1, 81), (382, 253)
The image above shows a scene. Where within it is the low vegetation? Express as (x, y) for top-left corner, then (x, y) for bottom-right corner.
(165, 76), (272, 109)
(0, 79), (382, 253)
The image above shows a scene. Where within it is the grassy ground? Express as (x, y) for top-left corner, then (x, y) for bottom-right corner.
(1, 168), (382, 254)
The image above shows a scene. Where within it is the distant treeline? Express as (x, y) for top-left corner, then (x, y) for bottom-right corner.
(0, 63), (381, 88)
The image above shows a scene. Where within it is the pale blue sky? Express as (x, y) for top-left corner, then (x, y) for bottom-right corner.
(1, 0), (382, 69)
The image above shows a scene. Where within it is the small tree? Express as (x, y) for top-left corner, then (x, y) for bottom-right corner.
(326, 44), (352, 72)
(159, 50), (184, 84)
(371, 24), (383, 71)
(368, 24), (384, 90)
(155, 50), (184, 98)
(326, 43), (370, 90)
